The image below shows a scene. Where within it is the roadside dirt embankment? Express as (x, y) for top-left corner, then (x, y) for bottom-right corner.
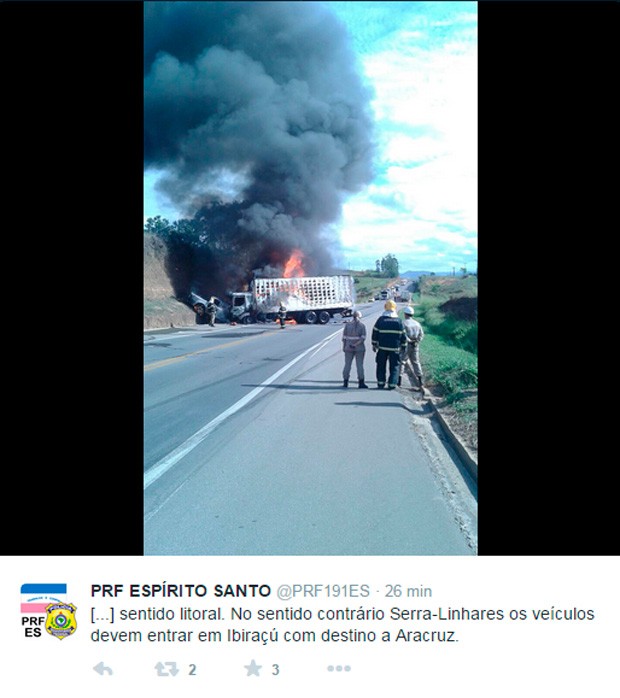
(144, 235), (195, 330)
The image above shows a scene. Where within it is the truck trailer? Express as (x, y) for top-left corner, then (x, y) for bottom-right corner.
(230, 275), (355, 325)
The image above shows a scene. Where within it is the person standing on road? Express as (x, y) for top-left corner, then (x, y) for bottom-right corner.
(342, 310), (369, 388)
(277, 303), (287, 329)
(371, 300), (407, 390)
(399, 306), (425, 393)
(206, 297), (217, 327)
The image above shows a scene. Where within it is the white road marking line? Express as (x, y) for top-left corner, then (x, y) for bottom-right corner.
(144, 329), (341, 490)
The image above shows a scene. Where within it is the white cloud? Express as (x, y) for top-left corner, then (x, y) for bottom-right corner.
(334, 3), (477, 272)
(383, 134), (445, 165)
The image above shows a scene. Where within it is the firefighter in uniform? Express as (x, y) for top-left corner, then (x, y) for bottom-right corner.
(277, 303), (287, 328)
(399, 305), (425, 393)
(206, 298), (217, 327)
(341, 310), (369, 388)
(371, 300), (407, 389)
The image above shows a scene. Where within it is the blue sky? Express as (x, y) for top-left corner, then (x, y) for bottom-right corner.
(144, 1), (477, 274)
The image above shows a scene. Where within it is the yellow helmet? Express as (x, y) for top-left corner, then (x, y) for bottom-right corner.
(384, 300), (397, 311)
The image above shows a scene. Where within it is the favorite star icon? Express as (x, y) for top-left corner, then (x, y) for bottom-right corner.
(244, 659), (262, 677)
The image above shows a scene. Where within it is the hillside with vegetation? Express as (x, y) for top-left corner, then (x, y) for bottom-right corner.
(411, 273), (478, 456)
(350, 271), (400, 302)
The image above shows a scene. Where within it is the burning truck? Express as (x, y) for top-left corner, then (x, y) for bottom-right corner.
(189, 249), (355, 325)
(229, 274), (355, 325)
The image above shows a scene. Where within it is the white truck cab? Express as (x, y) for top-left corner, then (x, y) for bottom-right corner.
(229, 292), (254, 324)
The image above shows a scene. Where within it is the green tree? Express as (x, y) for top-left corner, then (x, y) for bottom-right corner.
(380, 253), (399, 278)
(144, 215), (172, 236)
(172, 218), (204, 246)
(144, 215), (205, 246)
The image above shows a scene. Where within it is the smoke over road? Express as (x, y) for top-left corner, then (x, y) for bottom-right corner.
(144, 1), (376, 299)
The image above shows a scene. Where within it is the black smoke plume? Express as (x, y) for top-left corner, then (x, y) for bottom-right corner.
(144, 1), (376, 300)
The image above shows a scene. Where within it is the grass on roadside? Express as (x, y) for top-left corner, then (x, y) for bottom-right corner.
(401, 286), (479, 453)
(417, 333), (478, 451)
(419, 334), (478, 402)
(412, 282), (478, 353)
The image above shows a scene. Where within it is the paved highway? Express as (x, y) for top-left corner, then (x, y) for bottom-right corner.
(144, 303), (477, 555)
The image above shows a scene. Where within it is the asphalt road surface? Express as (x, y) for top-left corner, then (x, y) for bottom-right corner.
(144, 303), (477, 555)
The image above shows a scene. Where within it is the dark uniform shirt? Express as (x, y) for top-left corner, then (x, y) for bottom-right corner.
(371, 314), (407, 352)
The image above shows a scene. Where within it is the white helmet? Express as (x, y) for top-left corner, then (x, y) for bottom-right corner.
(403, 306), (414, 315)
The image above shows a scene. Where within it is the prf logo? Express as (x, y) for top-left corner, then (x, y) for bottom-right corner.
(20, 584), (77, 640)
(45, 602), (77, 640)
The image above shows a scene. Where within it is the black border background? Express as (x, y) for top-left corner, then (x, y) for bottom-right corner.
(2, 1), (617, 557)
(3, 1), (144, 556)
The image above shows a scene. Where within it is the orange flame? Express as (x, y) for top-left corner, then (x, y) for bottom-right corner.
(283, 249), (305, 278)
